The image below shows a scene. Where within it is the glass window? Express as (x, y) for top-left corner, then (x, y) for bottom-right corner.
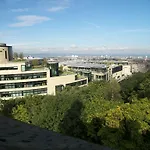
(0, 72), (46, 81)
(0, 88), (47, 98)
(21, 65), (25, 72)
(5, 51), (7, 59)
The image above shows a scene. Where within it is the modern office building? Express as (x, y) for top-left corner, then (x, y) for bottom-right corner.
(61, 62), (132, 82)
(0, 44), (88, 100)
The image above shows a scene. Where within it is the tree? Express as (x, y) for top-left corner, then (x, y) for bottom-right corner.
(120, 72), (145, 102)
(59, 65), (64, 74)
(106, 79), (121, 101)
(42, 58), (47, 67)
(59, 100), (87, 139)
(12, 104), (30, 123)
(32, 59), (39, 67)
(81, 98), (150, 150)
(138, 72), (150, 99)
(13, 52), (18, 60)
(19, 52), (24, 60)
(120, 71), (150, 102)
(0, 99), (4, 114)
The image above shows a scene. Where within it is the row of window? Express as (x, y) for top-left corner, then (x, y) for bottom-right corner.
(66, 80), (87, 87)
(96, 75), (107, 80)
(112, 66), (123, 74)
(0, 66), (18, 70)
(55, 80), (87, 93)
(71, 67), (107, 73)
(0, 88), (47, 98)
(0, 72), (47, 81)
(0, 80), (47, 89)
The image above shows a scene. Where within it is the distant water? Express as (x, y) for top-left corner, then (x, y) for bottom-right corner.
(24, 52), (150, 58)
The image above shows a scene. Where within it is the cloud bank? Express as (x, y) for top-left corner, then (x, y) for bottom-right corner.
(48, 6), (68, 12)
(9, 15), (51, 27)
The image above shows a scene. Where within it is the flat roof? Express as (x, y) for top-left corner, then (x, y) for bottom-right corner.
(0, 62), (25, 66)
(63, 62), (107, 69)
(47, 61), (58, 64)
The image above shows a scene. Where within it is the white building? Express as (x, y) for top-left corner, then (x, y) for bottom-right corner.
(0, 44), (88, 100)
(60, 62), (132, 82)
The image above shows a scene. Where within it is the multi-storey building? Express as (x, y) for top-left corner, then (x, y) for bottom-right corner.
(0, 43), (88, 100)
(60, 61), (132, 82)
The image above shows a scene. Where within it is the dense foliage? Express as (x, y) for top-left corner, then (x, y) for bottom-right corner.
(120, 71), (150, 102)
(0, 71), (150, 150)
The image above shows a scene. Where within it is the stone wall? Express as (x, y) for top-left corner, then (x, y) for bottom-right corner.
(0, 116), (112, 150)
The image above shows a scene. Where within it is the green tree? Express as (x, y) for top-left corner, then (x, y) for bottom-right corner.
(32, 59), (39, 67)
(13, 52), (18, 60)
(138, 72), (150, 99)
(81, 98), (150, 150)
(120, 72), (145, 102)
(12, 104), (30, 123)
(42, 58), (47, 67)
(59, 65), (64, 75)
(0, 99), (4, 115)
(106, 79), (121, 101)
(19, 52), (24, 60)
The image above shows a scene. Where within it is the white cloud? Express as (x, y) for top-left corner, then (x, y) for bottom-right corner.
(9, 15), (51, 27)
(48, 6), (68, 12)
(85, 21), (100, 28)
(47, 0), (71, 12)
(11, 8), (29, 12)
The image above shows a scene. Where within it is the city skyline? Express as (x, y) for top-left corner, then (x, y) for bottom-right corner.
(0, 0), (150, 55)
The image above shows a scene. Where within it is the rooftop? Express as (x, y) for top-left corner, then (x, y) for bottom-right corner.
(0, 116), (112, 150)
(62, 62), (107, 69)
(0, 43), (11, 47)
(0, 43), (6, 47)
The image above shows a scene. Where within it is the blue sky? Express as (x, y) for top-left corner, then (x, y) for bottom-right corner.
(0, 0), (150, 55)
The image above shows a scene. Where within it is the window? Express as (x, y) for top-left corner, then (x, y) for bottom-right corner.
(96, 75), (99, 79)
(5, 51), (7, 59)
(0, 72), (47, 81)
(0, 84), (5, 89)
(56, 85), (64, 93)
(21, 65), (25, 72)
(23, 90), (33, 96)
(0, 66), (18, 70)
(5, 83), (15, 89)
(0, 80), (47, 89)
(112, 66), (123, 74)
(66, 79), (87, 87)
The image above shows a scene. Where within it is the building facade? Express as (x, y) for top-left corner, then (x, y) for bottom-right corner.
(0, 44), (88, 100)
(0, 43), (13, 63)
(61, 62), (132, 82)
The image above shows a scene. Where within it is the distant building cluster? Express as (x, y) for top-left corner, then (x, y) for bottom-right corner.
(0, 43), (147, 100)
(59, 55), (147, 82)
(60, 61), (132, 82)
(24, 56), (41, 60)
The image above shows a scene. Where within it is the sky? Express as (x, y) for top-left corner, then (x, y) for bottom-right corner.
(0, 0), (150, 55)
